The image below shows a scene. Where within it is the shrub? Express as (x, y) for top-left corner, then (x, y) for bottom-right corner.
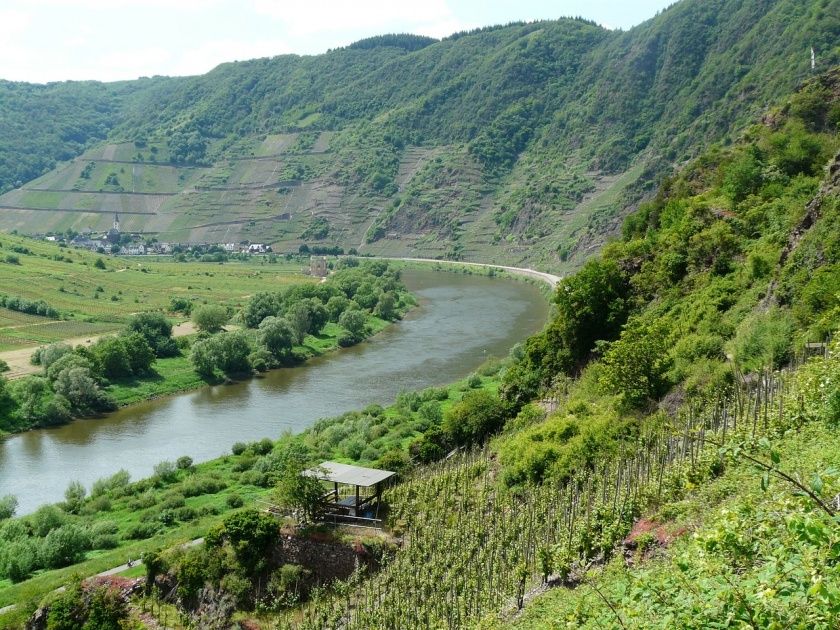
(153, 460), (178, 483)
(39, 524), (90, 568)
(30, 504), (66, 537)
(91, 469), (131, 498)
(161, 493), (186, 510)
(181, 475), (227, 497)
(176, 455), (194, 470)
(192, 304), (229, 333)
(226, 494), (245, 509)
(125, 522), (158, 540)
(231, 442), (248, 456)
(0, 494), (17, 520)
(442, 390), (510, 447)
(82, 495), (112, 515)
(253, 437), (274, 455)
(233, 456), (256, 472)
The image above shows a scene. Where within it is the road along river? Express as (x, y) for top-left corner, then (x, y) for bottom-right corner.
(0, 269), (551, 513)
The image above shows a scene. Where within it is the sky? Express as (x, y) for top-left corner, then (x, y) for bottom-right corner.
(0, 0), (676, 84)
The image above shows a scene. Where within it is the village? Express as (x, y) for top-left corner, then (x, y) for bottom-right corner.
(39, 212), (273, 257)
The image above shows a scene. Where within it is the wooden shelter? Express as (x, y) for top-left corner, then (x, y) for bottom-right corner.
(305, 461), (395, 520)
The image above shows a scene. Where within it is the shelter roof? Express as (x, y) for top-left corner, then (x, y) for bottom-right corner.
(305, 461), (395, 487)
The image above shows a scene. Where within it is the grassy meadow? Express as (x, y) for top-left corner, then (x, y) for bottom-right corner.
(0, 233), (310, 351)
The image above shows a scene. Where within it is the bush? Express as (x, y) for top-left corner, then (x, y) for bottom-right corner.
(176, 455), (194, 470)
(153, 460), (178, 483)
(91, 469), (131, 498)
(125, 521), (158, 540)
(39, 524), (90, 569)
(0, 494), (17, 520)
(253, 437), (274, 455)
(730, 307), (795, 372)
(126, 312), (178, 358)
(231, 442), (248, 456)
(30, 504), (66, 537)
(192, 304), (229, 333)
(161, 493), (186, 510)
(442, 390), (509, 447)
(181, 475), (227, 497)
(226, 494), (245, 509)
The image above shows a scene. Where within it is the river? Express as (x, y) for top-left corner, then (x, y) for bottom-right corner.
(0, 269), (550, 514)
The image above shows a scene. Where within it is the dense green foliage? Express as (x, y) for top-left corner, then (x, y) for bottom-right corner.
(0, 78), (169, 194)
(497, 72), (839, 486)
(190, 260), (412, 377)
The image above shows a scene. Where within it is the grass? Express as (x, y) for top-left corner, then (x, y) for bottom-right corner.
(0, 233), (311, 348)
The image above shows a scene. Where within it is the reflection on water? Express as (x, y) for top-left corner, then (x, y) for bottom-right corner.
(0, 270), (549, 513)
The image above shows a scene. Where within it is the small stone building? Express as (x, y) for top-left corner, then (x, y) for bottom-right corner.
(310, 256), (328, 277)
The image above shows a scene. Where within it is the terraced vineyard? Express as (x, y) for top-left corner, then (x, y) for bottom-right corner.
(0, 132), (384, 248)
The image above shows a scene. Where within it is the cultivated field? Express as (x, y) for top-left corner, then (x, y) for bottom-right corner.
(0, 234), (311, 353)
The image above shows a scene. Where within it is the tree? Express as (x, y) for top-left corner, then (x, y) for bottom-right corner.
(126, 312), (177, 357)
(242, 292), (280, 328)
(374, 291), (397, 320)
(63, 480), (86, 514)
(119, 332), (156, 374)
(274, 463), (325, 525)
(192, 305), (229, 333)
(206, 509), (279, 575)
(189, 331), (252, 377)
(46, 352), (94, 382)
(442, 390), (509, 447)
(190, 337), (217, 377)
(338, 309), (368, 346)
(326, 295), (350, 322)
(257, 316), (295, 359)
(34, 342), (72, 368)
(211, 330), (252, 374)
(53, 366), (115, 413)
(93, 257), (106, 269)
(598, 319), (672, 409)
(286, 301), (312, 344)
(91, 337), (132, 379)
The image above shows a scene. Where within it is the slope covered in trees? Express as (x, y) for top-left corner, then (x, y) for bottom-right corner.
(0, 0), (837, 269)
(0, 78), (170, 195)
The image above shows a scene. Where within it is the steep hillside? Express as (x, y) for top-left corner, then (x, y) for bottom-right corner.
(0, 0), (837, 270)
(0, 78), (171, 195)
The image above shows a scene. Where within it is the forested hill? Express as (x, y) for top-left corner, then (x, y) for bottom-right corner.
(1, 0), (838, 269)
(0, 78), (172, 195)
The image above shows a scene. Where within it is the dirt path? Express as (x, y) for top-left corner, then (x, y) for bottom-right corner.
(0, 321), (197, 381)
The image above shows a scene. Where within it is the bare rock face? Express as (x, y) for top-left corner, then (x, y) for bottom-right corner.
(24, 606), (48, 630)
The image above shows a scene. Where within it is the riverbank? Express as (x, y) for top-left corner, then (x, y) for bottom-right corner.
(0, 261), (415, 438)
(381, 256), (561, 289)
(0, 365), (506, 613)
(103, 317), (394, 408)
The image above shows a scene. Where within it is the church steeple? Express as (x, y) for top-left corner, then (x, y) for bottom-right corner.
(113, 213), (120, 232)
